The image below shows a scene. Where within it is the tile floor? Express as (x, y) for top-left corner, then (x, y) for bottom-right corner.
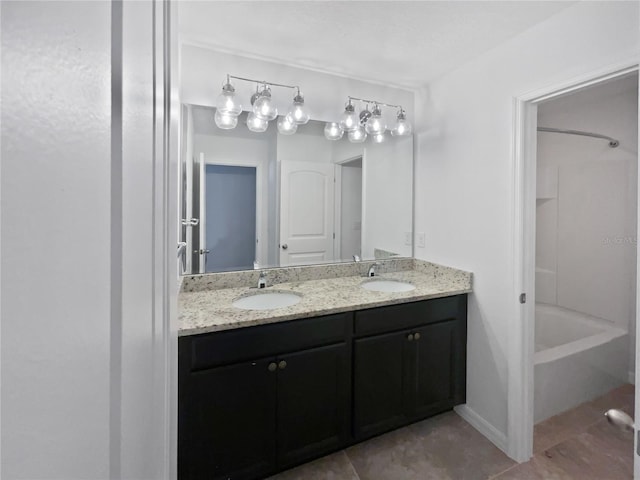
(268, 384), (635, 480)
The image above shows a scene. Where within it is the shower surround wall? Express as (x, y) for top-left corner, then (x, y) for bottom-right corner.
(535, 76), (638, 421)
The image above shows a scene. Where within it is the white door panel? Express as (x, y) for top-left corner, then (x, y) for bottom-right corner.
(280, 160), (334, 266)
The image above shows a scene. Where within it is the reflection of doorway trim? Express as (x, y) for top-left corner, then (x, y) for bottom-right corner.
(509, 61), (639, 464)
(198, 152), (266, 272)
(334, 155), (364, 261)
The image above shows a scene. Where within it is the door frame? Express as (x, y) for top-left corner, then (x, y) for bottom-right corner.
(334, 154), (364, 262)
(509, 59), (640, 465)
(197, 152), (266, 272)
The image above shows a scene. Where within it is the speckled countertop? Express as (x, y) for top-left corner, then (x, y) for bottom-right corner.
(179, 260), (472, 336)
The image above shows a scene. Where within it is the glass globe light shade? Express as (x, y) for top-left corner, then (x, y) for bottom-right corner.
(348, 126), (367, 143)
(287, 92), (310, 124)
(215, 83), (242, 116)
(277, 115), (297, 135)
(324, 122), (344, 141)
(339, 102), (359, 132)
(214, 109), (238, 130)
(253, 86), (278, 120)
(391, 110), (412, 136)
(246, 112), (268, 133)
(365, 105), (386, 135)
(372, 132), (386, 144)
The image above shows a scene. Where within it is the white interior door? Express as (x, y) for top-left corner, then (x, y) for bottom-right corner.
(280, 160), (335, 266)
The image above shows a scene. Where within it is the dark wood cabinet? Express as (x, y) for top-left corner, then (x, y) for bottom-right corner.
(180, 358), (277, 480)
(179, 312), (351, 480)
(179, 295), (467, 480)
(353, 295), (467, 440)
(276, 343), (350, 469)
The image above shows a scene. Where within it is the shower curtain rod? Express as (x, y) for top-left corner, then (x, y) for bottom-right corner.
(537, 127), (619, 148)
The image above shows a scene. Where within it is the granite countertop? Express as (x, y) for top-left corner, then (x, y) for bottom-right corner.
(179, 263), (472, 336)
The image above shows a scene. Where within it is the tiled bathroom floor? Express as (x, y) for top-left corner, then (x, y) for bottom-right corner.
(268, 384), (635, 480)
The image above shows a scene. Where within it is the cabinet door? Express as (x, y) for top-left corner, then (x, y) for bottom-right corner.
(353, 330), (412, 440)
(412, 319), (462, 419)
(182, 358), (277, 480)
(276, 343), (350, 469)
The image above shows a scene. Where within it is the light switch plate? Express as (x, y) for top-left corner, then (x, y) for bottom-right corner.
(417, 232), (426, 248)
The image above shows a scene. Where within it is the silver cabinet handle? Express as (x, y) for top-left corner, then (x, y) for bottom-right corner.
(268, 362), (277, 372)
(278, 360), (287, 370)
(414, 332), (421, 341)
(407, 334), (414, 341)
(281, 244), (288, 250)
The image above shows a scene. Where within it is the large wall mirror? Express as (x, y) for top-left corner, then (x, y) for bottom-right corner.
(180, 104), (413, 274)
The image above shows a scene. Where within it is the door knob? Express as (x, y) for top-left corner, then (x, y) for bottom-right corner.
(199, 249), (210, 255)
(407, 334), (414, 341)
(268, 362), (277, 372)
(605, 409), (634, 432)
(281, 244), (288, 250)
(414, 332), (421, 340)
(278, 360), (287, 370)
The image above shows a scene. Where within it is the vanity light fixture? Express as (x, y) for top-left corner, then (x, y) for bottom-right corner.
(327, 96), (412, 143)
(214, 74), (310, 133)
(324, 122), (344, 141)
(277, 114), (297, 135)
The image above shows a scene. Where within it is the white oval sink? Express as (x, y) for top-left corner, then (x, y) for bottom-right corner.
(361, 279), (416, 293)
(233, 291), (302, 310)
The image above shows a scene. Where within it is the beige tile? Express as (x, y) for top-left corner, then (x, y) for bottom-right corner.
(266, 451), (360, 480)
(534, 401), (603, 453)
(534, 383), (636, 454)
(346, 412), (515, 480)
(589, 383), (635, 417)
(408, 411), (516, 480)
(346, 426), (451, 480)
(498, 418), (634, 480)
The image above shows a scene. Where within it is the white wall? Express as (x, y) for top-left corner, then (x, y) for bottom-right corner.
(1, 3), (112, 477)
(414, 0), (639, 449)
(1, 2), (176, 479)
(536, 76), (638, 377)
(363, 137), (414, 259)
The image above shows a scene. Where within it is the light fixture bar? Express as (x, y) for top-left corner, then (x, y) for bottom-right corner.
(347, 96), (404, 111)
(228, 74), (301, 93)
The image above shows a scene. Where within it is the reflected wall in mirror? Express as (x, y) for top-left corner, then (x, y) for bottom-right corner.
(180, 104), (413, 274)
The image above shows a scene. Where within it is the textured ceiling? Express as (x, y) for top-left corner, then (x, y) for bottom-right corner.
(178, 1), (577, 89)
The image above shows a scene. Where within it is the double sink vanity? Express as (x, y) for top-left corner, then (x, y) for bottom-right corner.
(178, 258), (472, 480)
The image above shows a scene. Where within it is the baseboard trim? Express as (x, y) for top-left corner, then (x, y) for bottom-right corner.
(454, 404), (508, 454)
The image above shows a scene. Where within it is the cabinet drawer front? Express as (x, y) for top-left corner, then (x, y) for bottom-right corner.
(354, 296), (463, 336)
(188, 312), (351, 370)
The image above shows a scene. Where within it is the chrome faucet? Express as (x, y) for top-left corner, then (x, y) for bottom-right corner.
(257, 271), (267, 289)
(353, 255), (361, 262)
(367, 263), (380, 277)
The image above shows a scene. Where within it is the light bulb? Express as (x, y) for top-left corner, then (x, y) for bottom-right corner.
(324, 122), (344, 141)
(287, 92), (310, 124)
(372, 132), (386, 144)
(391, 109), (412, 136)
(253, 85), (278, 120)
(215, 80), (242, 116)
(365, 104), (386, 135)
(246, 112), (268, 133)
(339, 101), (359, 132)
(214, 109), (238, 130)
(348, 125), (367, 143)
(277, 115), (297, 135)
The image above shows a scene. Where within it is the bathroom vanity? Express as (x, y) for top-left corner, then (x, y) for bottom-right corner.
(178, 260), (471, 480)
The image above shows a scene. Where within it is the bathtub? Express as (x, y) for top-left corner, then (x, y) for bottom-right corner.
(534, 303), (628, 423)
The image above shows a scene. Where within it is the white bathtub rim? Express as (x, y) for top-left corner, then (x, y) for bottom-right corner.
(534, 303), (627, 365)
